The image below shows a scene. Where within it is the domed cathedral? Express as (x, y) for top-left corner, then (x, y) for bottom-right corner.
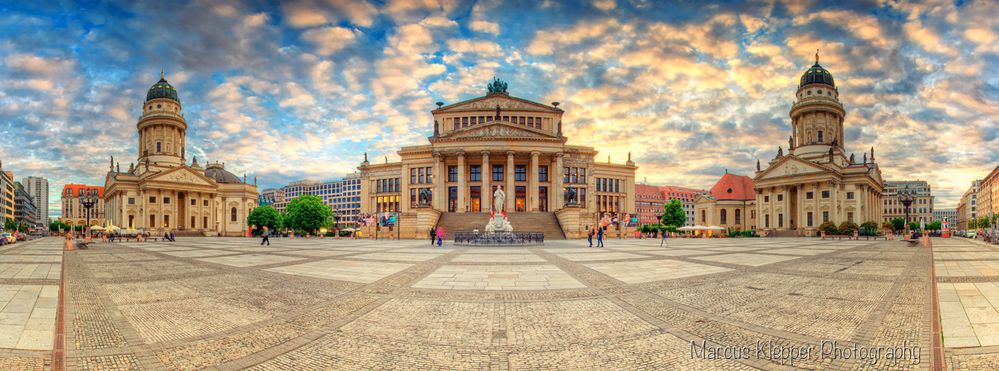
(102, 70), (258, 236)
(357, 78), (638, 239)
(754, 52), (884, 236)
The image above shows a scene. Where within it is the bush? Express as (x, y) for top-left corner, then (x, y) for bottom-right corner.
(819, 221), (838, 235)
(860, 221), (879, 236)
(839, 221), (859, 235)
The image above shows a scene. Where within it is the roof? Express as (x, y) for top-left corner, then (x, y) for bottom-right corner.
(635, 185), (665, 199)
(799, 52), (834, 88)
(204, 163), (243, 184)
(708, 173), (755, 201)
(62, 184), (104, 198)
(146, 71), (180, 103)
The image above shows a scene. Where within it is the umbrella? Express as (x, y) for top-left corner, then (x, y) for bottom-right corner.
(676, 226), (695, 231)
(707, 226), (726, 230)
(90, 226), (106, 231)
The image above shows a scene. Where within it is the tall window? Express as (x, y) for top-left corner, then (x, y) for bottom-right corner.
(538, 166), (548, 182)
(807, 212), (813, 227)
(470, 165), (481, 181)
(410, 168), (417, 184)
(448, 166), (457, 182)
(778, 214), (784, 228)
(515, 165), (526, 181)
(735, 209), (741, 225)
(231, 207), (237, 222)
(720, 209), (727, 224)
(818, 131), (824, 143)
(701, 210), (706, 223)
(492, 165), (504, 181)
(156, 142), (162, 152)
(822, 211), (829, 222)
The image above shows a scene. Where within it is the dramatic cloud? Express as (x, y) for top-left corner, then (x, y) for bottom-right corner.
(0, 0), (995, 218)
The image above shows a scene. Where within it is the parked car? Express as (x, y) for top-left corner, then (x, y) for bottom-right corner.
(1, 233), (15, 244)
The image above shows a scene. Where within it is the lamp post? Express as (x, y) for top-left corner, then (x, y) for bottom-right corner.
(898, 185), (915, 236)
(79, 190), (97, 240)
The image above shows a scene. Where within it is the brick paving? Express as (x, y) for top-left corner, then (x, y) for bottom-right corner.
(935, 237), (999, 370)
(0, 236), (939, 370)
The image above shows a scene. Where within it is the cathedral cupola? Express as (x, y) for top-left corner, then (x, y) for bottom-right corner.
(789, 50), (846, 158)
(798, 51), (835, 89)
(146, 69), (180, 103)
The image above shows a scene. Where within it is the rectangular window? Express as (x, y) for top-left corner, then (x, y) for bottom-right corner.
(164, 197), (171, 204)
(426, 167), (432, 184)
(470, 165), (481, 182)
(777, 194), (783, 201)
(764, 196), (769, 202)
(462, 117), (468, 128)
(807, 212), (813, 227)
(580, 168), (586, 184)
(564, 167), (570, 183)
(615, 179), (620, 193)
(410, 188), (417, 208)
(539, 166), (548, 182)
(515, 165), (526, 181)
(778, 213), (784, 228)
(453, 119), (459, 130)
(847, 192), (855, 200)
(418, 167), (425, 184)
(527, 117), (534, 126)
(492, 165), (504, 181)
(149, 196), (156, 203)
(822, 191), (830, 198)
(503, 115), (509, 122)
(519, 116), (526, 125)
(765, 214), (770, 228)
(571, 168), (578, 184)
(806, 192), (813, 199)
(823, 211), (829, 222)
(448, 166), (457, 182)
(410, 168), (417, 184)
(191, 199), (196, 206)
(128, 197), (135, 205)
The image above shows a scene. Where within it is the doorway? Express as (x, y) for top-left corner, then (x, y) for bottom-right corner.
(539, 186), (548, 212)
(515, 186), (526, 212)
(789, 186), (798, 230)
(178, 192), (186, 230)
(470, 186), (481, 212)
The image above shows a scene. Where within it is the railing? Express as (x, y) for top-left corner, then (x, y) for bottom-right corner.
(453, 231), (545, 246)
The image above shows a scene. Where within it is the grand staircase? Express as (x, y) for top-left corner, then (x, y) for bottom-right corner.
(435, 212), (566, 240)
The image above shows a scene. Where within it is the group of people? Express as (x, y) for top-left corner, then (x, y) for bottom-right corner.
(429, 227), (444, 246)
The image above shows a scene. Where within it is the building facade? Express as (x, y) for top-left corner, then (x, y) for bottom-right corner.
(0, 165), (13, 223)
(662, 186), (705, 226)
(883, 180), (933, 223)
(754, 54), (884, 236)
(22, 176), (48, 228)
(635, 185), (665, 225)
(933, 209), (957, 224)
(695, 173), (757, 230)
(14, 182), (39, 229)
(979, 165), (999, 224)
(102, 71), (258, 236)
(357, 78), (637, 238)
(266, 174), (362, 229)
(958, 180), (981, 231)
(60, 184), (105, 227)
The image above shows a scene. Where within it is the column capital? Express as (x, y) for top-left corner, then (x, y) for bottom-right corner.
(456, 150), (466, 158)
(555, 152), (564, 158)
(530, 151), (541, 157)
(432, 151), (442, 160)
(480, 150), (490, 156)
(506, 151), (516, 157)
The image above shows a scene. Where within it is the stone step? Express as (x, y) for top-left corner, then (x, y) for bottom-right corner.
(436, 212), (566, 240)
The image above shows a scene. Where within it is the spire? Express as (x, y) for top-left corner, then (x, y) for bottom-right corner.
(161, 67), (165, 79)
(815, 49), (819, 65)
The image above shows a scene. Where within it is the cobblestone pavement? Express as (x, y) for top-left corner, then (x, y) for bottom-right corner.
(935, 237), (999, 370)
(21, 236), (935, 370)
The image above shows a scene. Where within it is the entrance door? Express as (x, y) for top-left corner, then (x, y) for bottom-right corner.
(789, 187), (798, 230)
(178, 192), (186, 230)
(539, 186), (548, 212)
(448, 186), (457, 212)
(515, 186), (526, 212)
(470, 186), (481, 212)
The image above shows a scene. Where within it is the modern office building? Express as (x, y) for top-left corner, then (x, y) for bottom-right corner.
(14, 182), (39, 229)
(22, 176), (49, 228)
(269, 173), (362, 229)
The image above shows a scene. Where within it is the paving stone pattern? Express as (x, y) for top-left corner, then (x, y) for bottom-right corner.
(0, 236), (939, 370)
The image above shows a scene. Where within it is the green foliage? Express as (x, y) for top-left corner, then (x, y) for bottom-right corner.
(17, 222), (29, 233)
(882, 221), (894, 231)
(3, 218), (16, 231)
(969, 218), (978, 229)
(979, 216), (991, 229)
(247, 206), (282, 232)
(860, 221), (879, 236)
(660, 199), (686, 229)
(838, 221), (859, 235)
(890, 218), (905, 231)
(284, 195), (333, 234)
(928, 221), (942, 231)
(909, 221), (921, 231)
(49, 221), (71, 232)
(819, 221), (838, 235)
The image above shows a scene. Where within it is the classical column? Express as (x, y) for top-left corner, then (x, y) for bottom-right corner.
(457, 151), (467, 213)
(481, 151), (491, 212)
(813, 182), (819, 227)
(506, 151), (515, 212)
(433, 152), (445, 211)
(400, 162), (410, 213)
(783, 186), (789, 230)
(529, 151), (540, 212)
(831, 182), (840, 224)
(855, 185), (862, 223)
(554, 153), (564, 209)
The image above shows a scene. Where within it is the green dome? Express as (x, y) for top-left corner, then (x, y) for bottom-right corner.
(146, 73), (179, 103)
(799, 62), (835, 88)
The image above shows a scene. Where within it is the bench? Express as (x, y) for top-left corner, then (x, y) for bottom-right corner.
(902, 239), (920, 246)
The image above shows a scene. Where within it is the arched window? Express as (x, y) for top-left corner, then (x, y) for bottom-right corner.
(817, 131), (823, 143)
(230, 207), (237, 222)
(701, 210), (706, 223)
(735, 209), (741, 225)
(156, 142), (162, 153)
(720, 209), (727, 224)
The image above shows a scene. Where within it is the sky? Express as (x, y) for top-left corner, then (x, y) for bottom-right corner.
(0, 0), (996, 219)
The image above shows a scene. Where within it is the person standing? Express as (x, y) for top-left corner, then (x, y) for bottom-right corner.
(586, 225), (593, 247)
(261, 226), (271, 246)
(430, 227), (437, 246)
(597, 227), (605, 248)
(660, 229), (669, 247)
(436, 227), (444, 247)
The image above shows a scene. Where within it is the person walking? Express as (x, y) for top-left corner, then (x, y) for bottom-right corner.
(436, 227), (444, 247)
(587, 226), (594, 247)
(660, 229), (669, 248)
(261, 226), (271, 246)
(430, 227), (437, 246)
(597, 227), (605, 248)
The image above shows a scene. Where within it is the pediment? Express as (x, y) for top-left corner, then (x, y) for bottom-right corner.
(443, 121), (559, 140)
(757, 156), (832, 180)
(144, 166), (216, 187)
(436, 94), (557, 114)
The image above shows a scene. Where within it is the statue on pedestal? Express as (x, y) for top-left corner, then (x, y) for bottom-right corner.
(485, 185), (512, 233)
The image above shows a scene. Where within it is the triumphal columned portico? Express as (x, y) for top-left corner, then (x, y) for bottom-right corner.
(358, 78), (637, 239)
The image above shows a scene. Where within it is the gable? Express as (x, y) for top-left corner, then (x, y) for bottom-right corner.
(145, 167), (216, 187)
(436, 94), (556, 114)
(443, 121), (559, 140)
(757, 156), (832, 180)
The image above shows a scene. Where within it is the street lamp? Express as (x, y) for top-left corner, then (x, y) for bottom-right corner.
(898, 185), (915, 235)
(79, 190), (98, 240)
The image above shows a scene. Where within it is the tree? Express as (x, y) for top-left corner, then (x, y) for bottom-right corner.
(17, 222), (29, 233)
(980, 216), (992, 229)
(891, 217), (905, 232)
(49, 221), (71, 232)
(247, 206), (282, 233)
(838, 221), (859, 235)
(969, 218), (978, 230)
(3, 218), (16, 231)
(928, 221), (942, 231)
(909, 221), (921, 231)
(860, 221), (879, 236)
(284, 195), (332, 234)
(660, 199), (686, 229)
(882, 221), (894, 232)
(819, 221), (838, 235)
